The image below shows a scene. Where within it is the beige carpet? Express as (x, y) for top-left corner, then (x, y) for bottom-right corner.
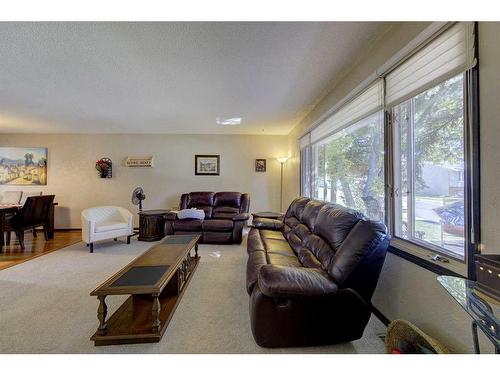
(0, 233), (386, 353)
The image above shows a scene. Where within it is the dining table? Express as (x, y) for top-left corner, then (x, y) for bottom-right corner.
(0, 202), (58, 253)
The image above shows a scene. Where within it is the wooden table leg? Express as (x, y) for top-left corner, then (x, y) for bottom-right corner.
(152, 294), (161, 334)
(97, 296), (108, 335)
(47, 204), (55, 239)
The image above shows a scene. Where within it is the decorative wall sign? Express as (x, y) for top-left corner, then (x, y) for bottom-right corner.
(95, 158), (112, 178)
(195, 155), (220, 176)
(125, 156), (154, 167)
(255, 159), (266, 172)
(0, 147), (47, 185)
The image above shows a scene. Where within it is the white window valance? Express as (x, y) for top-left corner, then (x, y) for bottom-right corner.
(310, 79), (384, 144)
(385, 22), (475, 106)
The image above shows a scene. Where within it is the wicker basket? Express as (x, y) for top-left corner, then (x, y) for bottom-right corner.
(385, 319), (450, 354)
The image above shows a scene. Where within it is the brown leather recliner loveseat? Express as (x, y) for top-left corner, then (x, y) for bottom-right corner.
(164, 191), (250, 244)
(246, 197), (389, 347)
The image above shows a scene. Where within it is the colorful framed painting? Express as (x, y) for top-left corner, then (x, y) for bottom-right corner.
(255, 159), (266, 172)
(195, 155), (220, 176)
(0, 147), (48, 185)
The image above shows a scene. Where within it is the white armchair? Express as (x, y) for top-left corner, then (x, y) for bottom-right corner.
(81, 206), (134, 253)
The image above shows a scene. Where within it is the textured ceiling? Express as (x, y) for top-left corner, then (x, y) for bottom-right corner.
(0, 22), (393, 134)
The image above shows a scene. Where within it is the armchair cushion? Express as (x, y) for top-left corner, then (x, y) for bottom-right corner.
(257, 264), (338, 298)
(252, 217), (283, 230)
(95, 221), (130, 233)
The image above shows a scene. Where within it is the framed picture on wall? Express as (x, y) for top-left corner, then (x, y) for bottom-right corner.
(0, 147), (48, 185)
(255, 159), (266, 172)
(195, 155), (220, 175)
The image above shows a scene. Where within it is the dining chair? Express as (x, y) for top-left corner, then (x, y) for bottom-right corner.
(4, 195), (55, 250)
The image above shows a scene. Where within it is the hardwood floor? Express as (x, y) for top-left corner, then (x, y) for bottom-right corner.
(0, 229), (81, 271)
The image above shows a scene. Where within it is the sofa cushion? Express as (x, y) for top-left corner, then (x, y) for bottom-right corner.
(260, 229), (285, 241)
(173, 219), (203, 231)
(314, 204), (364, 250)
(284, 197), (311, 221)
(296, 246), (323, 269)
(303, 234), (336, 270)
(188, 191), (214, 206)
(283, 197), (310, 235)
(267, 253), (302, 268)
(214, 192), (242, 208)
(202, 219), (233, 232)
(212, 206), (239, 219)
(95, 221), (129, 233)
(263, 238), (294, 253)
(301, 200), (328, 231)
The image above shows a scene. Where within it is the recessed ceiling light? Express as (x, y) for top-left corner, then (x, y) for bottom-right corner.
(216, 117), (242, 126)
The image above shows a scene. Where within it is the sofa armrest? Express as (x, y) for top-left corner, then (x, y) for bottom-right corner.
(251, 217), (283, 231)
(257, 265), (338, 298)
(232, 213), (249, 222)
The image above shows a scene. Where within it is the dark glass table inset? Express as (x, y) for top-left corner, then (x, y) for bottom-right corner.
(110, 266), (170, 287)
(437, 275), (499, 354)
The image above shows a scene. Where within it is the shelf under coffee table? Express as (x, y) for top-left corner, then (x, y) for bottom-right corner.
(90, 234), (200, 346)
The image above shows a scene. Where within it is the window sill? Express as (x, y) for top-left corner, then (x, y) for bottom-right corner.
(389, 238), (467, 277)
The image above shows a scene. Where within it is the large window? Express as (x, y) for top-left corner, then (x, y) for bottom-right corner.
(299, 22), (477, 274)
(392, 75), (465, 259)
(312, 112), (385, 221)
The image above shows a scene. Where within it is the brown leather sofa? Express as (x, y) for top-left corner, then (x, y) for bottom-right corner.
(246, 197), (389, 347)
(164, 191), (250, 244)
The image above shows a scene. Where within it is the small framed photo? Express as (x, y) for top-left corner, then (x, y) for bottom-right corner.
(195, 155), (220, 175)
(255, 159), (266, 172)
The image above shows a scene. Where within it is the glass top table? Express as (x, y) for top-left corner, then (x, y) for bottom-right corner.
(437, 275), (499, 353)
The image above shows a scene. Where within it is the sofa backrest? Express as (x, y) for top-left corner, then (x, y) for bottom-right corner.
(283, 197), (310, 236)
(283, 198), (389, 301)
(180, 191), (250, 219)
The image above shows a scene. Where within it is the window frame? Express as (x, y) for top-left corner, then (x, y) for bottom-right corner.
(299, 22), (480, 278)
(309, 111), (386, 219)
(386, 66), (479, 277)
(389, 74), (467, 261)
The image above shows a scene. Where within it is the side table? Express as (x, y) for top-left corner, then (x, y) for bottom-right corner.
(138, 210), (169, 242)
(437, 275), (499, 353)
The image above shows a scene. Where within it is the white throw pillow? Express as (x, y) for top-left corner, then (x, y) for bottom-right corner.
(177, 208), (205, 220)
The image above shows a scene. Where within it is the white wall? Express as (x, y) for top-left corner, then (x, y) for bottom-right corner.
(0, 134), (288, 228)
(284, 22), (500, 353)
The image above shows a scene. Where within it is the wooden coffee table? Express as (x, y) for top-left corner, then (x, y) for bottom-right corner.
(90, 234), (200, 346)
